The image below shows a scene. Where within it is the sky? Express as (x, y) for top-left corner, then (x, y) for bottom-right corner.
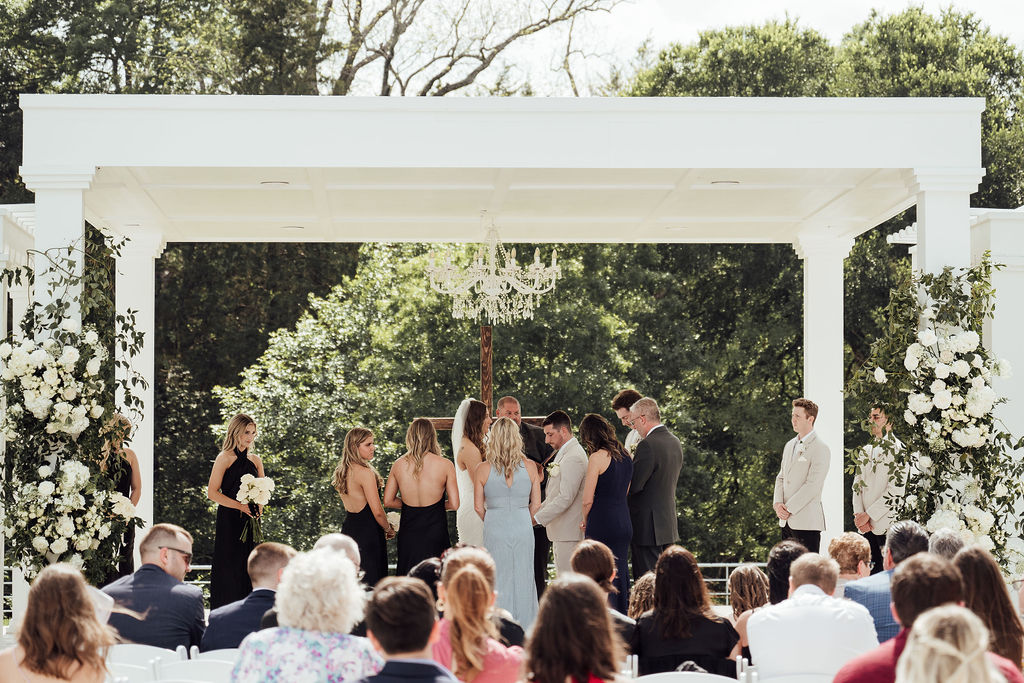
(511, 0), (1024, 94)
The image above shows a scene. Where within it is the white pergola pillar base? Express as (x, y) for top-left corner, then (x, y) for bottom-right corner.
(795, 234), (854, 551)
(115, 232), (166, 556)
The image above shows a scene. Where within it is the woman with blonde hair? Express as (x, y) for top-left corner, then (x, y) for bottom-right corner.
(99, 413), (141, 582)
(628, 571), (656, 620)
(0, 564), (115, 682)
(207, 412), (264, 608)
(895, 605), (1006, 683)
(334, 427), (394, 586)
(432, 547), (524, 683)
(474, 417), (542, 627)
(385, 418), (459, 575)
(525, 574), (624, 683)
(727, 564), (769, 662)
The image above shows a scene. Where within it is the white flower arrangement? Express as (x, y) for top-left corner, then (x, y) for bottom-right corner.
(236, 474), (275, 542)
(386, 511), (401, 531)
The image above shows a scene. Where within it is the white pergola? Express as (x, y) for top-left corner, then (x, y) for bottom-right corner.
(5, 94), (1012, 565)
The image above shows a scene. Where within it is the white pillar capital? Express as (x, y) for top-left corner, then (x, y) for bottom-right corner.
(906, 167), (985, 195)
(908, 168), (984, 274)
(793, 234), (855, 261)
(18, 166), (96, 192)
(118, 231), (167, 259)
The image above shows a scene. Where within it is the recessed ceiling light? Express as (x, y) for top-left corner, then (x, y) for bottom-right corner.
(664, 226), (691, 231)
(260, 180), (290, 186)
(710, 180), (740, 185)
(281, 225), (305, 231)
(124, 223), (140, 227)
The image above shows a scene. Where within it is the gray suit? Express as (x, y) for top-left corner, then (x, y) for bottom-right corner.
(627, 425), (683, 576)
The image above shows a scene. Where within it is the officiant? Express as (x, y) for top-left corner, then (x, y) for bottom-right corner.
(496, 396), (553, 596)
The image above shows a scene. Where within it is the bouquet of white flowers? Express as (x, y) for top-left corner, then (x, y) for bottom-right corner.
(236, 474), (275, 542)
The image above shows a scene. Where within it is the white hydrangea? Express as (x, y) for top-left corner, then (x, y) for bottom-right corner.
(918, 329), (938, 346)
(951, 360), (971, 378)
(932, 390), (953, 411)
(934, 364), (951, 380)
(909, 393), (933, 415)
(110, 493), (137, 520)
(965, 385), (997, 418)
(31, 536), (49, 553)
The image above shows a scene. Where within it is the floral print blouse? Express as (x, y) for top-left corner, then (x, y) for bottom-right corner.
(232, 626), (384, 683)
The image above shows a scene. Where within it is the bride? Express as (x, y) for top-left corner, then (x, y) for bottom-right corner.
(452, 398), (491, 546)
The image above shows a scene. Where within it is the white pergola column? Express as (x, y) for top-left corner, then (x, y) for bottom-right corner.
(794, 234), (854, 549)
(115, 232), (166, 547)
(19, 170), (95, 319)
(910, 169), (984, 273)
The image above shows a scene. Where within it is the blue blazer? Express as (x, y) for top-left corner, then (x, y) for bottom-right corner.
(103, 564), (205, 650)
(357, 660), (458, 683)
(200, 588), (276, 651)
(843, 568), (898, 642)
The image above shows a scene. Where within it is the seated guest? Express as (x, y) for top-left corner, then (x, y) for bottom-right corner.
(765, 540), (807, 605)
(409, 557), (443, 599)
(829, 532), (872, 597)
(928, 527), (965, 560)
(0, 564), (115, 683)
(833, 553), (1024, 683)
(201, 542), (296, 651)
(103, 523), (205, 650)
(233, 549), (383, 682)
(432, 547), (524, 683)
(845, 520), (929, 643)
(571, 539), (636, 645)
(727, 564), (769, 662)
(357, 577), (457, 683)
(525, 574), (623, 683)
(629, 546), (738, 677)
(895, 605), (1007, 683)
(628, 571), (655, 620)
(746, 553), (877, 679)
(953, 545), (1024, 668)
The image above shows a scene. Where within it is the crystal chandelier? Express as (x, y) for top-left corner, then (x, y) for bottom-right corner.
(426, 214), (560, 324)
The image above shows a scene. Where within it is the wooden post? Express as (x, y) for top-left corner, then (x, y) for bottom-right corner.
(480, 325), (493, 415)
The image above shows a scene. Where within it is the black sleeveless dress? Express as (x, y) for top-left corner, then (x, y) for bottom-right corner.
(396, 498), (451, 575)
(341, 503), (388, 587)
(210, 448), (258, 609)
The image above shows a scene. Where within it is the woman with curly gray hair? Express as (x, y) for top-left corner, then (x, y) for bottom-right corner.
(232, 548), (383, 682)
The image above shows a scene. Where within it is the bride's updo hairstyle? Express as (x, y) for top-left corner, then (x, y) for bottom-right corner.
(464, 400), (489, 452)
(406, 418), (443, 476)
(486, 417), (525, 480)
(895, 605), (1003, 683)
(332, 427), (381, 495)
(221, 413), (256, 452)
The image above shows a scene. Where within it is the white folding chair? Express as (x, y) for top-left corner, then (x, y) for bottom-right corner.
(106, 661), (155, 683)
(191, 647), (240, 662)
(155, 658), (235, 681)
(636, 673), (735, 682)
(108, 643), (180, 666)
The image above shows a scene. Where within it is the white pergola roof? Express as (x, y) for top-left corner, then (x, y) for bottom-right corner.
(19, 95), (984, 245)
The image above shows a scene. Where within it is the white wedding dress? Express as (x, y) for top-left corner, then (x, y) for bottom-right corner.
(452, 399), (485, 546)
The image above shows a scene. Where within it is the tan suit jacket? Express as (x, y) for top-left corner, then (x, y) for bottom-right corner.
(852, 436), (904, 534)
(534, 437), (587, 542)
(773, 431), (830, 531)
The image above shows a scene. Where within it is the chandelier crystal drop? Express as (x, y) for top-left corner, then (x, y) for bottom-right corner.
(426, 215), (560, 324)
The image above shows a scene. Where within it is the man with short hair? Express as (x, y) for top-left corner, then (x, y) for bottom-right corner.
(627, 397), (683, 577)
(610, 388), (642, 454)
(833, 553), (1024, 683)
(103, 523), (205, 650)
(927, 527), (966, 560)
(534, 410), (587, 575)
(201, 542), (296, 651)
(748, 553), (878, 680)
(773, 397), (830, 553)
(496, 395), (553, 596)
(358, 577), (456, 683)
(853, 407), (903, 574)
(844, 520), (929, 643)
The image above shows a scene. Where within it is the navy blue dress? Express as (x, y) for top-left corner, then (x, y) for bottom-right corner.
(586, 450), (634, 613)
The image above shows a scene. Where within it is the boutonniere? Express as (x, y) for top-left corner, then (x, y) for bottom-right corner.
(627, 442), (638, 457)
(795, 440), (807, 458)
(546, 462), (561, 477)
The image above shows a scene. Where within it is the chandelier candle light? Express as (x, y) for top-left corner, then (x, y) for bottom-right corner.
(427, 215), (560, 324)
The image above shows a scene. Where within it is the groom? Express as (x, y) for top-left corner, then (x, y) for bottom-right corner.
(773, 397), (830, 553)
(533, 410), (587, 576)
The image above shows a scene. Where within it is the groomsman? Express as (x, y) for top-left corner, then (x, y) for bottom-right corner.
(534, 410), (587, 575)
(496, 396), (554, 595)
(611, 388), (642, 455)
(853, 407), (903, 574)
(773, 398), (830, 553)
(627, 397), (684, 577)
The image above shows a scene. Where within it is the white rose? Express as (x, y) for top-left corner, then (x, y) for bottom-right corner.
(918, 329), (937, 346)
(62, 386), (78, 401)
(972, 355), (984, 368)
(960, 331), (980, 352)
(995, 482), (1010, 497)
(49, 538), (68, 555)
(874, 367), (887, 384)
(939, 349), (955, 363)
(86, 358), (101, 376)
(933, 364), (951, 380)
(38, 465), (53, 478)
(37, 481), (56, 497)
(918, 454), (933, 469)
(60, 347), (80, 365)
(31, 536), (49, 553)
(90, 405), (104, 419)
(909, 393), (934, 415)
(930, 379), (947, 394)
(922, 307), (936, 320)
(951, 360), (971, 377)
(60, 318), (81, 334)
(904, 409), (918, 425)
(0, 342), (12, 358)
(932, 390), (953, 410)
(83, 330), (99, 345)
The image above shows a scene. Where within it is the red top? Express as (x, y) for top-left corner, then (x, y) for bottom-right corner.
(833, 628), (1024, 683)
(431, 617), (524, 683)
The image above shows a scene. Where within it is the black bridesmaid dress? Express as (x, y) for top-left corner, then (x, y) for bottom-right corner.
(586, 449), (634, 613)
(101, 457), (136, 586)
(396, 498), (451, 575)
(341, 503), (388, 587)
(210, 447), (258, 609)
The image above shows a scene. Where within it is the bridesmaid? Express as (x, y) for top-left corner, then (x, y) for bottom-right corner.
(455, 399), (490, 546)
(384, 418), (459, 575)
(579, 413), (633, 613)
(207, 413), (263, 609)
(100, 414), (142, 582)
(332, 427), (395, 587)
